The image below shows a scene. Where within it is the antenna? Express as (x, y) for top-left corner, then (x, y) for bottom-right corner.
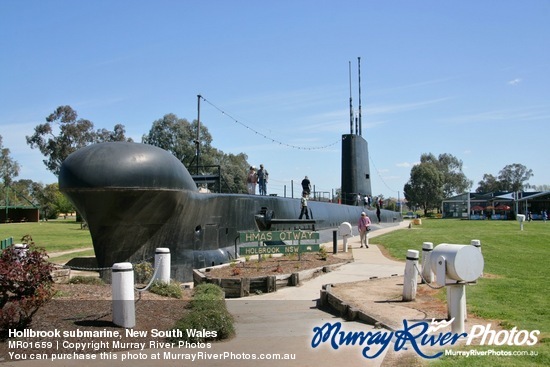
(349, 61), (353, 134)
(358, 56), (362, 136)
(196, 94), (201, 175)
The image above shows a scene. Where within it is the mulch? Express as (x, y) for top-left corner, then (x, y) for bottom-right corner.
(0, 284), (193, 359)
(203, 252), (352, 278)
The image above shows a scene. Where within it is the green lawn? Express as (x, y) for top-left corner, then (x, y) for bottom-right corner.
(0, 219), (93, 254)
(374, 219), (549, 366)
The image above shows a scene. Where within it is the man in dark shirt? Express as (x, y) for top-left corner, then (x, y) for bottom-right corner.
(301, 176), (311, 195)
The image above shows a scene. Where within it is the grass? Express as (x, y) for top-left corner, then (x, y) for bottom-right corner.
(374, 219), (549, 366)
(48, 249), (96, 264)
(0, 219), (93, 253)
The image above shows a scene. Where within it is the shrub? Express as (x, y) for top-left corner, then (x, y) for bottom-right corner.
(0, 245), (55, 336)
(171, 308), (234, 342)
(133, 261), (153, 284)
(318, 246), (328, 260)
(170, 284), (234, 342)
(193, 283), (225, 299)
(149, 280), (183, 299)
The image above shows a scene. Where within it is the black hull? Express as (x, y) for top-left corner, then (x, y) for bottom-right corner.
(59, 142), (401, 282)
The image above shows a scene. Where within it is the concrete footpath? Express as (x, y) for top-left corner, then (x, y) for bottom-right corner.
(221, 220), (412, 367)
(2, 221), (411, 367)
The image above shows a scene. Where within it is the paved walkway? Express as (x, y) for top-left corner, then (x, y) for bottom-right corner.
(3, 221), (411, 367)
(218, 220), (412, 367)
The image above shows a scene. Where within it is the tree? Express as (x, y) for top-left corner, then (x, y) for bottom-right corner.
(28, 182), (73, 220)
(142, 114), (250, 193)
(142, 114), (209, 168)
(403, 162), (444, 216)
(1, 179), (36, 207)
(476, 163), (533, 192)
(0, 135), (20, 187)
(208, 150), (250, 194)
(420, 153), (472, 197)
(497, 163), (533, 192)
(476, 174), (502, 193)
(26, 106), (132, 176)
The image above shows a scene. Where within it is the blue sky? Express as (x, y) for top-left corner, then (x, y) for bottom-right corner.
(1, 0), (549, 199)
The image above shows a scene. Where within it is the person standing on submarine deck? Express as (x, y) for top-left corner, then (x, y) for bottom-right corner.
(301, 176), (311, 196)
(299, 191), (310, 219)
(246, 166), (258, 194)
(257, 164), (268, 195)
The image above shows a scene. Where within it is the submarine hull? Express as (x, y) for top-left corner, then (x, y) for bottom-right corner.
(60, 142), (401, 282)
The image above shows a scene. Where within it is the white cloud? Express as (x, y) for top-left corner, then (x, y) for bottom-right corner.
(442, 105), (549, 125)
(507, 78), (522, 86)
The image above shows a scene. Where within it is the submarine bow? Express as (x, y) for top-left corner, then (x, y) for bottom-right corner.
(60, 142), (204, 281)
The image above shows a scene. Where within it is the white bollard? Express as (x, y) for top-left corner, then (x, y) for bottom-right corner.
(154, 248), (171, 284)
(338, 222), (352, 252)
(517, 214), (525, 231)
(402, 250), (419, 301)
(13, 244), (28, 261)
(421, 242), (434, 284)
(471, 239), (481, 252)
(343, 236), (348, 252)
(112, 262), (135, 328)
(431, 244), (485, 332)
(471, 239), (482, 278)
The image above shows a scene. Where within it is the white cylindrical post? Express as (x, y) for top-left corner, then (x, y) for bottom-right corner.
(338, 222), (352, 252)
(446, 281), (468, 322)
(448, 284), (466, 334)
(403, 250), (419, 301)
(421, 242), (434, 284)
(471, 239), (481, 252)
(471, 239), (482, 278)
(343, 236), (348, 252)
(517, 214), (525, 231)
(14, 244), (28, 259)
(112, 262), (135, 328)
(154, 248), (171, 284)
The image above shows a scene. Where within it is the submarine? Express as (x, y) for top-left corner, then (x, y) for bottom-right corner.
(59, 61), (401, 281)
(59, 134), (401, 282)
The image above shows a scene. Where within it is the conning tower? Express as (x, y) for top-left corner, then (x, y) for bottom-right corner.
(341, 57), (372, 205)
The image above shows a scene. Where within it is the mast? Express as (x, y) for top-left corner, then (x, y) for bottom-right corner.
(349, 61), (353, 134)
(196, 94), (201, 175)
(358, 56), (362, 136)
